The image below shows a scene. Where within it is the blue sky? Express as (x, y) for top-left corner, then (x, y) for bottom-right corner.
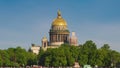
(0, 0), (120, 51)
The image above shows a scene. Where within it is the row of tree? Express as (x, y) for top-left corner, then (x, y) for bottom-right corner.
(38, 40), (120, 67)
(0, 40), (120, 67)
(0, 47), (37, 67)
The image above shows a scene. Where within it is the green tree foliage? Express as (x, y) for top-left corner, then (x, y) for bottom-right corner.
(6, 47), (29, 66)
(101, 44), (110, 50)
(94, 49), (104, 66)
(0, 47), (37, 67)
(61, 44), (75, 66)
(78, 40), (97, 66)
(0, 50), (10, 66)
(110, 50), (120, 67)
(0, 40), (120, 67)
(39, 48), (67, 67)
(27, 52), (37, 66)
(38, 40), (120, 67)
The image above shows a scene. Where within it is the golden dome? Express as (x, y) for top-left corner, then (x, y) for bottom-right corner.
(52, 10), (67, 26)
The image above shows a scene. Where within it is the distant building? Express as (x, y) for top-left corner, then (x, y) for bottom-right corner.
(30, 44), (40, 55)
(30, 10), (78, 54)
(69, 32), (78, 46)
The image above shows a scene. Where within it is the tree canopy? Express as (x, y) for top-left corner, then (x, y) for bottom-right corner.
(38, 40), (120, 67)
(0, 40), (120, 67)
(0, 47), (37, 67)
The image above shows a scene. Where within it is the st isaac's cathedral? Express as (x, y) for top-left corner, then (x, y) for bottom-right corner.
(30, 10), (78, 54)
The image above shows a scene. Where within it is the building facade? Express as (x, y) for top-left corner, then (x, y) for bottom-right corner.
(30, 44), (40, 55)
(30, 10), (78, 54)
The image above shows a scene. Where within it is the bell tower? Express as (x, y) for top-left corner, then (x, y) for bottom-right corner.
(42, 36), (48, 48)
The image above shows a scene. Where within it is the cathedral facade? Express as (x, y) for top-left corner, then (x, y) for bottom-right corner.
(30, 10), (78, 54)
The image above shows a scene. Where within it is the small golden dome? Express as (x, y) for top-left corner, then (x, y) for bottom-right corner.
(52, 10), (67, 26)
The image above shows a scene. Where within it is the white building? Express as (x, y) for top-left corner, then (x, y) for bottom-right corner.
(30, 44), (40, 55)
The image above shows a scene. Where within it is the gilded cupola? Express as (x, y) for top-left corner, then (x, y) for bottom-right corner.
(51, 10), (68, 30)
(52, 10), (67, 26)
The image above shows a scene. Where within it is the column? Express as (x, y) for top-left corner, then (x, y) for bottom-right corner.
(61, 34), (63, 42)
(53, 34), (54, 42)
(57, 34), (58, 42)
(56, 34), (57, 42)
(60, 34), (61, 42)
(55, 34), (57, 42)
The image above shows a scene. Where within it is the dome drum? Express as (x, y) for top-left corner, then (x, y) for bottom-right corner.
(49, 30), (70, 34)
(52, 25), (67, 30)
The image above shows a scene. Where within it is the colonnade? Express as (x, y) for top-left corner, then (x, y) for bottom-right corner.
(50, 34), (69, 43)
